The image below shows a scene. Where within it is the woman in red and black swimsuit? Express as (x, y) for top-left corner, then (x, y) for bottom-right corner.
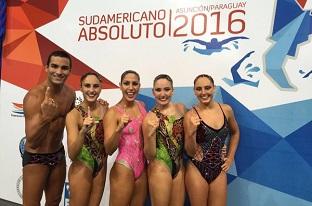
(184, 74), (240, 206)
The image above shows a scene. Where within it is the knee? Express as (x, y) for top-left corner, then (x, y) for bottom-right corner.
(45, 194), (62, 206)
(23, 199), (41, 206)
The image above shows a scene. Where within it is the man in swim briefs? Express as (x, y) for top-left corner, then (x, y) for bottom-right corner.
(22, 50), (75, 206)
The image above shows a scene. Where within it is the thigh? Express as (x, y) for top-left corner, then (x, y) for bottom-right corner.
(45, 158), (66, 206)
(170, 166), (185, 206)
(23, 164), (50, 206)
(130, 169), (147, 206)
(185, 162), (208, 206)
(207, 171), (227, 206)
(148, 161), (172, 206)
(109, 163), (135, 206)
(68, 161), (93, 206)
(89, 158), (107, 206)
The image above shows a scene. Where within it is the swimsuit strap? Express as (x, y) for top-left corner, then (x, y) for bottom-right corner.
(114, 104), (124, 114)
(194, 104), (226, 122)
(152, 107), (167, 120)
(76, 105), (104, 121)
(136, 101), (146, 119)
(115, 100), (145, 117)
(193, 107), (202, 120)
(151, 107), (169, 138)
(75, 105), (87, 118)
(217, 103), (228, 125)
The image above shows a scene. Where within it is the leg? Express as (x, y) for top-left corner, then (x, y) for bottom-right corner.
(130, 170), (147, 206)
(23, 164), (50, 206)
(68, 161), (93, 206)
(148, 161), (172, 206)
(185, 162), (208, 206)
(207, 171), (227, 206)
(44, 158), (66, 206)
(109, 163), (135, 206)
(89, 158), (107, 206)
(170, 166), (185, 206)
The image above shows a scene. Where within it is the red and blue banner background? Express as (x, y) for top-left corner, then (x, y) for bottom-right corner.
(0, 1), (311, 205)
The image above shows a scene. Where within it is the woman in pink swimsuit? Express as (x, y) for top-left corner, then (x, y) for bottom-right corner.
(104, 70), (147, 206)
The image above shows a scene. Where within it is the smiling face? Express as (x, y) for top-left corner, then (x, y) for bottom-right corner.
(194, 76), (215, 105)
(45, 56), (71, 86)
(80, 74), (101, 103)
(153, 78), (173, 107)
(120, 72), (140, 102)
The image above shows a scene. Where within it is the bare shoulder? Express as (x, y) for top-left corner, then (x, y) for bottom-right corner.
(137, 100), (146, 109)
(219, 103), (234, 116)
(23, 86), (45, 110)
(184, 107), (195, 119)
(175, 103), (187, 114)
(97, 99), (109, 111)
(66, 106), (79, 118)
(24, 85), (45, 100)
(144, 111), (157, 121)
(66, 107), (80, 122)
(104, 105), (119, 120)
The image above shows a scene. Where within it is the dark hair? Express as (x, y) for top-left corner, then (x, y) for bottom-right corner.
(80, 72), (102, 86)
(120, 70), (140, 82)
(153, 74), (173, 87)
(46, 50), (72, 68)
(194, 74), (214, 85)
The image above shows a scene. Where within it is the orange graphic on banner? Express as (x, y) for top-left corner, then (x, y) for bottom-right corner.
(2, 0), (118, 91)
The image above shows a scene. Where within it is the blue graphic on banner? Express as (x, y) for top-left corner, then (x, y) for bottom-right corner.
(182, 36), (249, 55)
(228, 177), (312, 206)
(64, 182), (70, 206)
(299, 69), (312, 78)
(265, 0), (312, 88)
(19, 137), (26, 157)
(253, 99), (312, 137)
(138, 86), (312, 205)
(223, 51), (261, 87)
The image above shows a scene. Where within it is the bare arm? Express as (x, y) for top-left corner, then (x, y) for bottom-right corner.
(142, 112), (159, 161)
(225, 105), (240, 160)
(222, 104), (240, 172)
(66, 109), (86, 160)
(104, 107), (129, 155)
(23, 88), (57, 149)
(183, 110), (200, 157)
(176, 103), (187, 115)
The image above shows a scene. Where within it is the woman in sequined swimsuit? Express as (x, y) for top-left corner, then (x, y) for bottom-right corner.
(184, 74), (240, 206)
(143, 74), (186, 206)
(104, 70), (147, 206)
(66, 72), (108, 206)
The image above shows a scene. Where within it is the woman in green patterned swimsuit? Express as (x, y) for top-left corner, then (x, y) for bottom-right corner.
(143, 74), (186, 206)
(66, 72), (108, 206)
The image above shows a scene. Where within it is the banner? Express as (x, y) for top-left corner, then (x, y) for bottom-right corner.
(1, 0), (311, 205)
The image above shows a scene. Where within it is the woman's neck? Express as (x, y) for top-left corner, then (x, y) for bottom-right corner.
(156, 102), (172, 112)
(119, 99), (135, 108)
(197, 101), (216, 110)
(81, 101), (97, 110)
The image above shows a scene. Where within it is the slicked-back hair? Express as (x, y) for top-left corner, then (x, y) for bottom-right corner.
(46, 50), (72, 69)
(80, 72), (102, 87)
(153, 74), (173, 88)
(194, 74), (214, 86)
(120, 70), (140, 82)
